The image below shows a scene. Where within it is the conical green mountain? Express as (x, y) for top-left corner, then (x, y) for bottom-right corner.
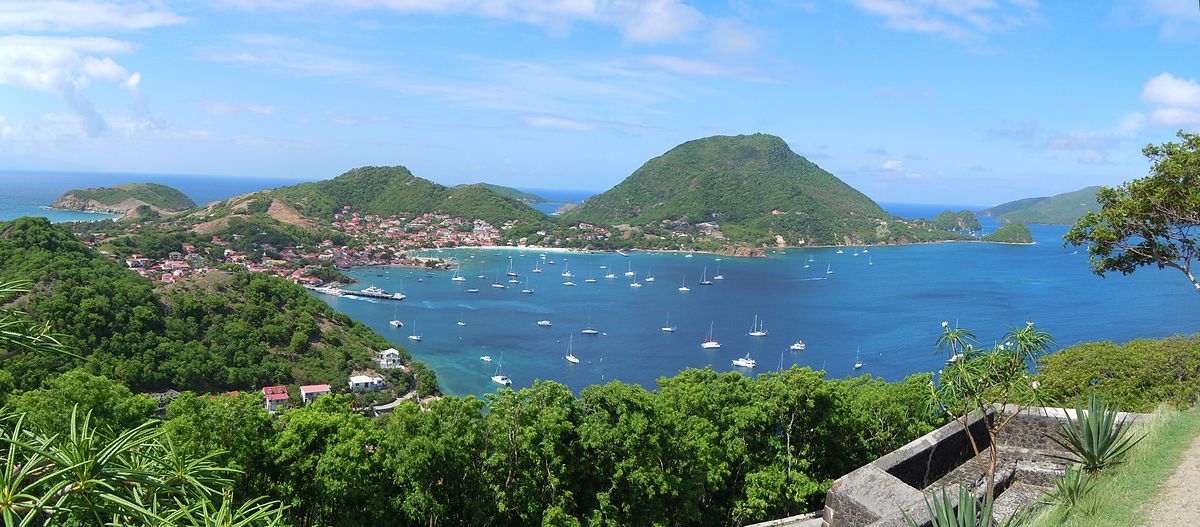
(565, 133), (904, 245)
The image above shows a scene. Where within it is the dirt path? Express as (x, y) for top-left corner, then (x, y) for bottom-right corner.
(1144, 433), (1200, 526)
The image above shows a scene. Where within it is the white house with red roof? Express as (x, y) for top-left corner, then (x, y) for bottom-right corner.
(299, 384), (331, 405)
(262, 385), (289, 414)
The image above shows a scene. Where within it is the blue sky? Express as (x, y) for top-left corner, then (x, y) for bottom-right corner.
(0, 1), (1197, 204)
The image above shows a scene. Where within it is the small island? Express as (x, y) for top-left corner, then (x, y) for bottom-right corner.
(51, 183), (196, 219)
(983, 221), (1034, 244)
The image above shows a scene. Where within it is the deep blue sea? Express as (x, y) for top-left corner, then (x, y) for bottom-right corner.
(2, 173), (1197, 398)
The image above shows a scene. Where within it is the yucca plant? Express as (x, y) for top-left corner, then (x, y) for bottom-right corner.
(1036, 465), (1097, 521)
(905, 485), (995, 527)
(1047, 392), (1144, 473)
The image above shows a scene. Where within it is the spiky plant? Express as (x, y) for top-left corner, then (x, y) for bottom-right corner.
(905, 485), (995, 527)
(1048, 392), (1144, 473)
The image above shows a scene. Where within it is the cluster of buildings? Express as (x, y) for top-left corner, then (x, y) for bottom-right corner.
(332, 208), (505, 249)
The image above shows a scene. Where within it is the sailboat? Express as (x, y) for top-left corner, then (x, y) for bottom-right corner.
(644, 268), (655, 282)
(506, 259), (518, 277)
(604, 269), (617, 279)
(491, 353), (512, 386)
(521, 277), (534, 294)
(564, 335), (580, 364)
(854, 347), (863, 369)
(561, 262), (573, 278)
(629, 272), (642, 288)
(713, 265), (724, 280)
(450, 267), (466, 281)
(701, 321), (720, 349)
(491, 270), (506, 288)
(826, 263), (833, 275)
(457, 311), (466, 326)
(678, 275), (691, 292)
(407, 321), (422, 342)
(581, 311), (599, 335)
(835, 249), (844, 254)
(584, 267), (598, 283)
(748, 315), (767, 337)
(532, 260), (543, 273)
(804, 255), (813, 269)
(699, 266), (713, 286)
(732, 353), (756, 368)
(389, 304), (403, 328)
(661, 312), (676, 332)
(868, 255), (874, 266)
(624, 261), (634, 277)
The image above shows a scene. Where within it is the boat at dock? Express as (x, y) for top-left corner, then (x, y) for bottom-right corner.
(344, 285), (406, 301)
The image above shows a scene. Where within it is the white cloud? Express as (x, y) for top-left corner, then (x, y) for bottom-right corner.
(846, 0), (1040, 42)
(213, 0), (705, 44)
(0, 1), (184, 32)
(0, 36), (145, 136)
(203, 34), (371, 77)
(519, 114), (596, 131)
(882, 159), (904, 171)
(203, 102), (277, 116)
(710, 18), (760, 54)
(1141, 72), (1200, 126)
(642, 55), (733, 77)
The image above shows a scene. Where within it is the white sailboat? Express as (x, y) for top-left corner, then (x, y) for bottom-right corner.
(868, 255), (873, 266)
(835, 249), (844, 254)
(457, 311), (466, 326)
(585, 267), (598, 283)
(561, 262), (573, 278)
(713, 265), (724, 280)
(506, 259), (518, 277)
(732, 353), (756, 368)
(699, 266), (713, 286)
(661, 312), (676, 332)
(408, 321), (422, 342)
(629, 272), (642, 288)
(581, 312), (599, 335)
(701, 321), (720, 349)
(564, 335), (580, 364)
(450, 267), (466, 281)
(623, 261), (634, 277)
(678, 275), (691, 292)
(854, 347), (863, 369)
(826, 263), (833, 275)
(562, 279), (577, 286)
(644, 268), (655, 282)
(747, 315), (767, 337)
(389, 304), (403, 328)
(522, 278), (534, 294)
(491, 270), (506, 288)
(491, 353), (512, 386)
(532, 260), (543, 273)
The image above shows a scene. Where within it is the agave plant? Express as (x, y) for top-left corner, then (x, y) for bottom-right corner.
(1037, 465), (1097, 520)
(1047, 392), (1144, 473)
(905, 485), (995, 527)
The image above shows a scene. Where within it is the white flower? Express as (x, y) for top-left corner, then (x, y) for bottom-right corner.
(942, 321), (949, 328)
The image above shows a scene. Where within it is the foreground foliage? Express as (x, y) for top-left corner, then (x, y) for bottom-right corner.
(1047, 393), (1143, 474)
(1035, 335), (1200, 412)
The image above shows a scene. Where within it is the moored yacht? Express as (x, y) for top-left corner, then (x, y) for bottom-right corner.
(701, 321), (720, 349)
(789, 341), (806, 351)
(732, 353), (757, 368)
(564, 335), (580, 364)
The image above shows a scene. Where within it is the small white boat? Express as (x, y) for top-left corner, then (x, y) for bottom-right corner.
(644, 268), (655, 282)
(537, 320), (552, 327)
(661, 312), (676, 333)
(481, 355), (492, 362)
(521, 278), (533, 294)
(508, 278), (520, 283)
(505, 260), (518, 277)
(585, 268), (598, 283)
(684, 253), (694, 258)
(732, 353), (756, 368)
(477, 274), (487, 279)
(748, 315), (767, 337)
(624, 262), (634, 277)
(450, 268), (466, 281)
(408, 322), (422, 342)
(826, 263), (833, 275)
(678, 275), (691, 292)
(701, 321), (720, 349)
(562, 280), (577, 286)
(868, 255), (873, 266)
(854, 347), (863, 369)
(532, 260), (543, 273)
(605, 272), (617, 279)
(835, 249), (844, 254)
(581, 312), (599, 335)
(862, 249), (869, 253)
(599, 265), (607, 269)
(389, 305), (403, 328)
(466, 288), (480, 293)
(789, 341), (806, 351)
(629, 272), (642, 288)
(491, 271), (506, 288)
(699, 266), (713, 286)
(492, 354), (512, 386)
(713, 265), (724, 280)
(564, 335), (580, 364)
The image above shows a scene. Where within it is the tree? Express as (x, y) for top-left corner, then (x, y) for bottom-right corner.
(0, 280), (69, 361)
(1066, 130), (1200, 295)
(929, 321), (1055, 500)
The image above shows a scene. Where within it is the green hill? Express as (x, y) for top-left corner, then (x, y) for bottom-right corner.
(983, 222), (1033, 243)
(564, 133), (962, 246)
(51, 182), (195, 215)
(464, 183), (548, 203)
(0, 217), (414, 392)
(983, 186), (1101, 225)
(270, 166), (549, 231)
(931, 210), (982, 231)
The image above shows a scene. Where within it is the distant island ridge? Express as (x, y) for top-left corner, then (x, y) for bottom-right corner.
(50, 182), (196, 219)
(982, 186), (1102, 225)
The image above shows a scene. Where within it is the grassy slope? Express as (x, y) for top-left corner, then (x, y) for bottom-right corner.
(985, 187), (1101, 225)
(1025, 407), (1200, 527)
(564, 133), (928, 245)
(60, 183), (196, 211)
(983, 222), (1033, 243)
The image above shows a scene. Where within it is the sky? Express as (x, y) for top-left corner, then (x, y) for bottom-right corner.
(0, 1), (1198, 205)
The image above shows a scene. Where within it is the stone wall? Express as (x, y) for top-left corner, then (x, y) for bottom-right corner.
(821, 405), (1151, 527)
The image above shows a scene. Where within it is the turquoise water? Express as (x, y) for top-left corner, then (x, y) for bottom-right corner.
(321, 221), (1200, 398)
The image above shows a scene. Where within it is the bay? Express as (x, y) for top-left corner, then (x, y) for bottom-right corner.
(319, 219), (1200, 398)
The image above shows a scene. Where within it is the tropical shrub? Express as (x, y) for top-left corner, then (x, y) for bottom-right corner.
(1048, 392), (1144, 473)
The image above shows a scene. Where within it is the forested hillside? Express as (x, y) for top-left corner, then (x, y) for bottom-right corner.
(52, 182), (196, 212)
(984, 186), (1101, 225)
(271, 166), (550, 230)
(564, 134), (965, 246)
(0, 217), (409, 392)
